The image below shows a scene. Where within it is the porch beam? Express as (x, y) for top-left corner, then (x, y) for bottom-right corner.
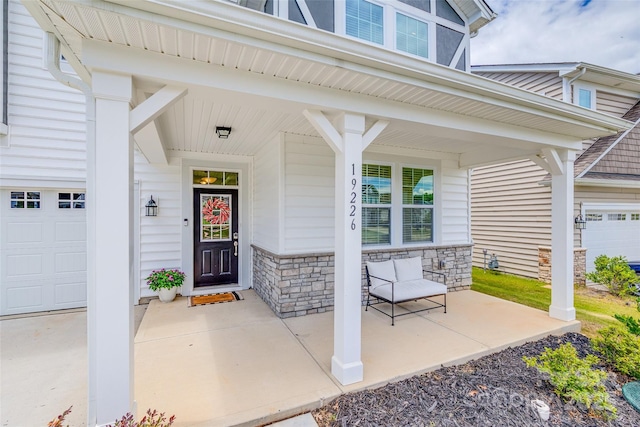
(305, 110), (371, 385)
(549, 149), (577, 321)
(89, 71), (135, 425)
(529, 153), (553, 174)
(129, 85), (187, 134)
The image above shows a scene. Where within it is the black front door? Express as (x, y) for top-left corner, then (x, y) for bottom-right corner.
(193, 188), (239, 287)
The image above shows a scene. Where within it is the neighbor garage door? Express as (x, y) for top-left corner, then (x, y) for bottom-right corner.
(1, 189), (87, 315)
(583, 206), (640, 274)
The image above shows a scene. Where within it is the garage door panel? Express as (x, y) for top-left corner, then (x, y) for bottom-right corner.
(55, 221), (86, 241)
(6, 284), (43, 310)
(54, 252), (86, 273)
(6, 253), (44, 276)
(6, 222), (44, 244)
(55, 282), (86, 305)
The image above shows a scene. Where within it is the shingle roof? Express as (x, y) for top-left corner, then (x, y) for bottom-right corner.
(575, 100), (640, 179)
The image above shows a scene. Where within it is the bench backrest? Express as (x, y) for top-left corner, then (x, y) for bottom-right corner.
(366, 257), (424, 288)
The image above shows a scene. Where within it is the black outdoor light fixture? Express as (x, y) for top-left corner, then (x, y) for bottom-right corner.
(145, 195), (158, 217)
(574, 214), (587, 230)
(216, 126), (232, 139)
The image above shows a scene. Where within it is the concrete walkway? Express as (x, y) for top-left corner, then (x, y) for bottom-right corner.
(1, 290), (580, 426)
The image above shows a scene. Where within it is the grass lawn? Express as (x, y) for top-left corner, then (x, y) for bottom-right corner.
(471, 267), (640, 338)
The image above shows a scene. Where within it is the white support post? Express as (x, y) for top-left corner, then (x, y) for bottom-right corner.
(549, 149), (577, 321)
(89, 71), (135, 426)
(332, 112), (365, 385)
(304, 110), (386, 385)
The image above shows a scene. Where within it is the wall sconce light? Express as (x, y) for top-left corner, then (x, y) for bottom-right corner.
(145, 195), (158, 217)
(216, 126), (232, 139)
(574, 214), (586, 230)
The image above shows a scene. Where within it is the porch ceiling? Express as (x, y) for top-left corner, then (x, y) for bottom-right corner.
(24, 0), (633, 166)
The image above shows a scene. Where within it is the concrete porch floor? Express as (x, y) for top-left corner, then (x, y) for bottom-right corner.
(1, 290), (580, 426)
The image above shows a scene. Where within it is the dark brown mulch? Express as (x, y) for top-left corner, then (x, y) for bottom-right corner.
(312, 333), (640, 426)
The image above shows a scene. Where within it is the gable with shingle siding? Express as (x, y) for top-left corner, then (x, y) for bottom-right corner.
(575, 101), (640, 178)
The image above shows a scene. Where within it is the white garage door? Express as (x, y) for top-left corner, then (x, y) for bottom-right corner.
(1, 189), (87, 315)
(584, 208), (640, 274)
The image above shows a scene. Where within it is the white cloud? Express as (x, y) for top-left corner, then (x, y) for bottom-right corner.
(470, 0), (640, 74)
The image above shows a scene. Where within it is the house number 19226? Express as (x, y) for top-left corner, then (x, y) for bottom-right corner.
(350, 163), (357, 231)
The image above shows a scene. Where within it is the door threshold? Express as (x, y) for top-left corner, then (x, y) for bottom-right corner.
(190, 284), (242, 296)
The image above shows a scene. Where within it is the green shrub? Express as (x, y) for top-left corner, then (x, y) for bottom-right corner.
(591, 326), (640, 379)
(586, 255), (638, 297)
(614, 314), (640, 336)
(523, 343), (616, 419)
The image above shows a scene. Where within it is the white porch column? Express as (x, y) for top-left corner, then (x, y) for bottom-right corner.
(303, 110), (388, 385)
(548, 148), (577, 321)
(89, 71), (134, 425)
(332, 113), (365, 385)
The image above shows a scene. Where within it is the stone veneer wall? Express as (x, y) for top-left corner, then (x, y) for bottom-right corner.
(252, 244), (472, 318)
(538, 246), (587, 286)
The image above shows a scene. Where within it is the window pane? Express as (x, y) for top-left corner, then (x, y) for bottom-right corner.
(73, 202), (85, 209)
(362, 164), (391, 204)
(402, 168), (433, 205)
(225, 172), (239, 186)
(59, 193), (71, 200)
(363, 207), (391, 245)
(396, 13), (428, 58)
(11, 192), (24, 200)
(11, 201), (24, 209)
(346, 0), (384, 45)
(578, 88), (591, 108)
(403, 207), (433, 243)
(59, 201), (71, 209)
(27, 201), (40, 209)
(73, 193), (85, 201)
(27, 192), (40, 200)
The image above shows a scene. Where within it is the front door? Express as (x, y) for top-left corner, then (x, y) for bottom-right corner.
(194, 188), (239, 287)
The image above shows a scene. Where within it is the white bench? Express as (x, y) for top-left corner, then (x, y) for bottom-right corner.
(365, 257), (447, 325)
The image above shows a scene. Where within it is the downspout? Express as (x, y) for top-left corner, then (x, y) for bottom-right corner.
(2, 0), (8, 134)
(562, 66), (586, 103)
(46, 32), (98, 427)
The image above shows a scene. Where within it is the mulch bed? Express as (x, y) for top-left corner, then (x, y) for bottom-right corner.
(312, 333), (640, 426)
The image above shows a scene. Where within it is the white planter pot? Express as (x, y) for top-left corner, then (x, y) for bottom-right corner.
(158, 287), (177, 303)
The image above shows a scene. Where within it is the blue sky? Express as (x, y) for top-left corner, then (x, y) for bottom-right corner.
(470, 0), (640, 74)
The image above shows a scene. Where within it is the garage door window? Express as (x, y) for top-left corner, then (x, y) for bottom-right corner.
(632, 214), (639, 221)
(608, 213), (626, 221)
(586, 213), (602, 222)
(10, 191), (40, 209)
(58, 192), (85, 209)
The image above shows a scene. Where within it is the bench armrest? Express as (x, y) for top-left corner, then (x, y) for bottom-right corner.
(423, 269), (446, 286)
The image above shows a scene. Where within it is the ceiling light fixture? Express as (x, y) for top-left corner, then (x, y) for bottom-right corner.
(216, 126), (232, 139)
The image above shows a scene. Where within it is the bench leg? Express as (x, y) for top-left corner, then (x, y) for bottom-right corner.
(391, 302), (395, 326)
(444, 294), (447, 313)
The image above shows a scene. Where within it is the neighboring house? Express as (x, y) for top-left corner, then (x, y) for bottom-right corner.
(3, 0), (633, 424)
(470, 63), (640, 282)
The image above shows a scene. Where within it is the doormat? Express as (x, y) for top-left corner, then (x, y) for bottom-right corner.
(188, 291), (243, 307)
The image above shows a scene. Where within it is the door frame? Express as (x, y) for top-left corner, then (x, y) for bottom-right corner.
(181, 157), (252, 296)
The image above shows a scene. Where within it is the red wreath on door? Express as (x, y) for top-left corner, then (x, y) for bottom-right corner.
(202, 197), (230, 224)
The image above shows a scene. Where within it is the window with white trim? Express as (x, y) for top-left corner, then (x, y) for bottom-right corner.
(574, 85), (596, 110)
(396, 12), (428, 58)
(58, 192), (85, 209)
(402, 167), (433, 243)
(362, 164), (392, 245)
(10, 191), (40, 209)
(631, 213), (639, 221)
(586, 213), (603, 221)
(346, 0), (384, 45)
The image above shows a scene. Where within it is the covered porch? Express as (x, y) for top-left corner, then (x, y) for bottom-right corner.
(2, 289), (580, 426)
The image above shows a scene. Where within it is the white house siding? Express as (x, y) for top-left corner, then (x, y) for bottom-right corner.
(595, 92), (638, 118)
(252, 134), (283, 253)
(441, 163), (471, 244)
(0, 0), (86, 183)
(471, 160), (551, 277)
(134, 152), (182, 297)
(473, 71), (563, 100)
(283, 134), (335, 253)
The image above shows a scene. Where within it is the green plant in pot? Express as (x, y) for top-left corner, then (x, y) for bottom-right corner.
(146, 268), (186, 303)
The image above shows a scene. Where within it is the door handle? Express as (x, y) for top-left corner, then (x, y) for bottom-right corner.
(234, 241), (238, 257)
